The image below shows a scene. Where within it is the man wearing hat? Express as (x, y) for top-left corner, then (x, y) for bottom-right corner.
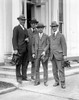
(32, 23), (49, 86)
(12, 15), (29, 84)
(49, 21), (67, 89)
(26, 18), (38, 80)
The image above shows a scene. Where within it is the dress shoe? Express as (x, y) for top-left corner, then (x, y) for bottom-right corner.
(61, 84), (66, 89)
(22, 78), (29, 81)
(44, 82), (48, 86)
(61, 81), (66, 89)
(53, 82), (59, 87)
(17, 79), (22, 84)
(34, 82), (40, 86)
(31, 76), (35, 80)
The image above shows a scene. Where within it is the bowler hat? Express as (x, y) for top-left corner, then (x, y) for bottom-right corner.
(30, 18), (38, 24)
(50, 21), (59, 27)
(36, 23), (46, 28)
(17, 15), (26, 20)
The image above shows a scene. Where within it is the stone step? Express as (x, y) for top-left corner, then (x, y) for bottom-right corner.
(0, 61), (79, 79)
(0, 65), (53, 72)
(0, 70), (53, 80)
(0, 65), (79, 80)
(0, 62), (79, 72)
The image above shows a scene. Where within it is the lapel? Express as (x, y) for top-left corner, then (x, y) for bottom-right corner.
(19, 25), (25, 30)
(30, 28), (33, 35)
(41, 33), (46, 43)
(55, 31), (59, 38)
(35, 34), (39, 44)
(51, 33), (55, 40)
(28, 28), (33, 38)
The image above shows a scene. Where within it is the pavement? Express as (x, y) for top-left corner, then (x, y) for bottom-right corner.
(0, 60), (79, 98)
(0, 80), (17, 95)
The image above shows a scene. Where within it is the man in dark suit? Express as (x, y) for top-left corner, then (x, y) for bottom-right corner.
(12, 15), (29, 83)
(49, 21), (67, 89)
(27, 19), (38, 80)
(32, 23), (49, 86)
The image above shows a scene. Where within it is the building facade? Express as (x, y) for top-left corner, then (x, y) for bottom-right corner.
(0, 0), (79, 62)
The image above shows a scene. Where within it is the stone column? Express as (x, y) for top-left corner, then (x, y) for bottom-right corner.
(4, 0), (12, 54)
(63, 0), (79, 57)
(0, 0), (5, 62)
(24, 0), (27, 28)
(51, 0), (59, 22)
(45, 1), (49, 35)
(0, 0), (12, 62)
(12, 0), (21, 29)
(48, 0), (52, 36)
(12, 0), (22, 53)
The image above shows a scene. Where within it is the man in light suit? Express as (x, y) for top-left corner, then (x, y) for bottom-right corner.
(49, 21), (67, 89)
(12, 15), (29, 83)
(32, 23), (49, 86)
(27, 19), (38, 80)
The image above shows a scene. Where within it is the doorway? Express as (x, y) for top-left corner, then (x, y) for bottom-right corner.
(27, 2), (35, 28)
(27, 3), (31, 28)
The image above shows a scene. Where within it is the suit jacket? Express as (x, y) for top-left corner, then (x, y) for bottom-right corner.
(27, 28), (38, 61)
(32, 33), (49, 60)
(49, 32), (67, 60)
(12, 25), (28, 53)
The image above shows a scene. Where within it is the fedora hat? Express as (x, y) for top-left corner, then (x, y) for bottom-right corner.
(30, 18), (38, 24)
(17, 15), (26, 20)
(50, 21), (59, 27)
(36, 23), (46, 28)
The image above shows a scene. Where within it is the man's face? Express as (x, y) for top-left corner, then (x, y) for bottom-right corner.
(31, 23), (37, 29)
(19, 19), (25, 26)
(51, 26), (58, 33)
(37, 28), (44, 33)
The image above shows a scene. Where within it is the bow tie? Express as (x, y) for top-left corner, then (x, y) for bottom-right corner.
(33, 29), (35, 33)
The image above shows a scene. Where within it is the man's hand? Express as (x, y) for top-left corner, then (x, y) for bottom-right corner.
(25, 38), (29, 42)
(63, 56), (67, 60)
(41, 51), (45, 56)
(32, 54), (36, 58)
(14, 50), (18, 54)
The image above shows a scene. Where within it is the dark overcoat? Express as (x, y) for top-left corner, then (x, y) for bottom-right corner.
(12, 25), (28, 54)
(27, 28), (38, 61)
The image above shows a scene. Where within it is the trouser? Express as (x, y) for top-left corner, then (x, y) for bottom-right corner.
(35, 57), (48, 83)
(51, 55), (65, 84)
(16, 51), (27, 80)
(26, 60), (35, 78)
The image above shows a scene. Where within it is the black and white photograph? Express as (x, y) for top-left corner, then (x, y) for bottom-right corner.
(0, 0), (79, 100)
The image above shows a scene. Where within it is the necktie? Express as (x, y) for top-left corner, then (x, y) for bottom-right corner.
(53, 33), (55, 37)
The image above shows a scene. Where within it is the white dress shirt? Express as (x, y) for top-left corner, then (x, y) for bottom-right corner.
(39, 32), (43, 39)
(54, 29), (59, 36)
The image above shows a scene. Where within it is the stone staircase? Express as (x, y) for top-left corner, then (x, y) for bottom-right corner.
(0, 62), (53, 80)
(1, 52), (79, 81)
(0, 60), (79, 82)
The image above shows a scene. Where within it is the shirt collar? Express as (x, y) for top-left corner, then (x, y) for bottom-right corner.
(39, 32), (43, 35)
(31, 28), (33, 32)
(31, 28), (37, 32)
(55, 29), (58, 36)
(39, 32), (44, 38)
